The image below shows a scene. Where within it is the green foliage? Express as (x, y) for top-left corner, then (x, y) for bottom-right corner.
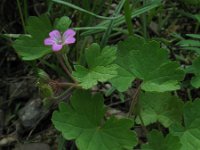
(177, 34), (200, 54)
(142, 130), (181, 150)
(10, 1), (200, 148)
(182, 0), (200, 5)
(72, 43), (118, 89)
(188, 57), (200, 88)
(52, 90), (137, 150)
(13, 15), (52, 60)
(55, 16), (72, 32)
(38, 84), (54, 98)
(37, 68), (50, 82)
(81, 1), (161, 36)
(136, 92), (183, 127)
(114, 36), (184, 92)
(109, 66), (134, 92)
(170, 100), (200, 150)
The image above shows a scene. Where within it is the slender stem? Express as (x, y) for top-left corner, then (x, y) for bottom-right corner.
(52, 87), (74, 100)
(52, 0), (121, 20)
(138, 113), (148, 135)
(23, 0), (28, 23)
(16, 0), (26, 33)
(124, 0), (133, 35)
(187, 89), (193, 102)
(56, 53), (77, 83)
(54, 82), (80, 88)
(63, 54), (73, 72)
(142, 0), (147, 38)
(128, 81), (141, 117)
(47, 1), (53, 15)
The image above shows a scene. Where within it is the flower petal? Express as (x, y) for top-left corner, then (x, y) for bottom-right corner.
(63, 29), (76, 38)
(44, 38), (55, 45)
(52, 44), (63, 52)
(64, 37), (76, 45)
(49, 30), (61, 41)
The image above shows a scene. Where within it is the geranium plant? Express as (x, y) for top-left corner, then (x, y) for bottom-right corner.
(12, 12), (200, 150)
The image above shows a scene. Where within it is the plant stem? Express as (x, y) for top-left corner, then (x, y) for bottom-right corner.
(52, 86), (74, 100)
(142, 0), (147, 38)
(62, 54), (73, 72)
(47, 0), (53, 14)
(187, 89), (193, 102)
(128, 80), (142, 117)
(124, 0), (133, 35)
(138, 113), (148, 135)
(56, 53), (77, 83)
(23, 0), (28, 23)
(16, 0), (26, 33)
(51, 81), (80, 88)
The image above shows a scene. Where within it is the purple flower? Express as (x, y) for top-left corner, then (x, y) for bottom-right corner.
(44, 29), (76, 51)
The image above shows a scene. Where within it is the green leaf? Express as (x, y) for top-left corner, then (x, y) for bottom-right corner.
(186, 34), (200, 39)
(73, 43), (118, 89)
(81, 2), (161, 36)
(55, 16), (72, 32)
(142, 130), (181, 150)
(109, 66), (135, 92)
(136, 92), (183, 127)
(182, 0), (200, 5)
(39, 84), (54, 98)
(52, 90), (137, 150)
(188, 57), (200, 88)
(115, 36), (184, 92)
(177, 40), (200, 47)
(191, 77), (200, 88)
(13, 15), (52, 60)
(170, 100), (200, 150)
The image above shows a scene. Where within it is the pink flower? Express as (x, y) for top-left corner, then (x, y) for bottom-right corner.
(44, 29), (76, 51)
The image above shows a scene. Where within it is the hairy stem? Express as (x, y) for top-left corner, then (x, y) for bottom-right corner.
(63, 54), (73, 72)
(56, 53), (77, 83)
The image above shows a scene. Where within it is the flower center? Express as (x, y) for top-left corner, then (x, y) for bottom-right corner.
(55, 38), (63, 45)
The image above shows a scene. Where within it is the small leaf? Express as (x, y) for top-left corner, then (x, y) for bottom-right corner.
(55, 16), (72, 32)
(142, 130), (181, 150)
(37, 68), (50, 82)
(72, 43), (118, 89)
(39, 84), (54, 98)
(13, 15), (52, 60)
(136, 92), (183, 127)
(170, 100), (200, 150)
(52, 90), (137, 150)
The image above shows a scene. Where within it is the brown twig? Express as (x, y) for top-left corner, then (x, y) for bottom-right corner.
(128, 80), (142, 117)
(128, 80), (148, 135)
(49, 80), (80, 89)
